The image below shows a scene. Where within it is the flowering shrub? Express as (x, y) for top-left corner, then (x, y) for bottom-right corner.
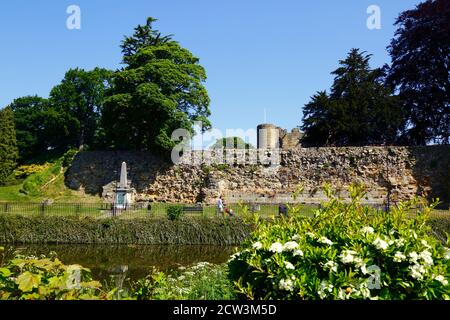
(228, 185), (450, 300)
(131, 262), (236, 300)
(14, 163), (50, 179)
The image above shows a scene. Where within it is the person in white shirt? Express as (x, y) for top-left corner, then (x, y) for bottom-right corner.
(217, 195), (224, 217)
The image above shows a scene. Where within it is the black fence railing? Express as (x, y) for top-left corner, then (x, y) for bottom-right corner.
(0, 202), (321, 219)
(3, 201), (439, 220)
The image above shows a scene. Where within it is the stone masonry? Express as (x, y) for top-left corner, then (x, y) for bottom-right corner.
(65, 146), (450, 208)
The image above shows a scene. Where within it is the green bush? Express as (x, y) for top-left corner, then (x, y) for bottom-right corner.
(228, 184), (450, 300)
(167, 205), (184, 221)
(0, 215), (252, 245)
(62, 149), (78, 168)
(14, 163), (50, 179)
(20, 160), (62, 196)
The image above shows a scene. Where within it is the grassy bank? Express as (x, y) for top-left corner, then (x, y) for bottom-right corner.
(0, 215), (253, 245)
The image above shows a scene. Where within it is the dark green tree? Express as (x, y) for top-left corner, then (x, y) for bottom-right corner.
(301, 91), (333, 146)
(102, 18), (211, 153)
(387, 0), (449, 145)
(9, 96), (49, 160)
(121, 17), (172, 58)
(302, 49), (404, 146)
(49, 68), (112, 149)
(9, 96), (76, 161)
(210, 137), (254, 149)
(0, 107), (19, 183)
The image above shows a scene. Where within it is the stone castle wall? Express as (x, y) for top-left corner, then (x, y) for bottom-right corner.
(65, 146), (450, 207)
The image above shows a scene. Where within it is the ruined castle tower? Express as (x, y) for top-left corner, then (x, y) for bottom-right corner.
(257, 123), (303, 150)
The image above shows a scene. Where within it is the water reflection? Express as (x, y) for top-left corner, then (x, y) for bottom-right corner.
(3, 244), (236, 283)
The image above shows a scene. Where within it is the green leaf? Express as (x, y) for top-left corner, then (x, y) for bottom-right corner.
(0, 267), (12, 277)
(16, 271), (41, 292)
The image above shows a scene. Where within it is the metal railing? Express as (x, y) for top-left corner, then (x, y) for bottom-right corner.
(0, 202), (296, 219)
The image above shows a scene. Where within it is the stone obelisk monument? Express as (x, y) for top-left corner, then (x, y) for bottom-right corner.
(113, 162), (132, 212)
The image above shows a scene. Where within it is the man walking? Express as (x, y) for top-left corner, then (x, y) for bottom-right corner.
(217, 195), (224, 217)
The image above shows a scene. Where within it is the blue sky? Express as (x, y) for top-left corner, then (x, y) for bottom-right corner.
(0, 0), (422, 146)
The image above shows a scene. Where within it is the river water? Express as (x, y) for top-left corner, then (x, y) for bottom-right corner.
(1, 244), (236, 284)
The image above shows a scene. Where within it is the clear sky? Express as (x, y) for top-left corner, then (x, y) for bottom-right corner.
(0, 0), (422, 146)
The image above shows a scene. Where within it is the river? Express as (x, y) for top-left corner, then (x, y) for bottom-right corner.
(1, 244), (236, 285)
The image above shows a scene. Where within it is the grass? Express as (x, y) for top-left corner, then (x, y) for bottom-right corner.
(0, 161), (101, 204)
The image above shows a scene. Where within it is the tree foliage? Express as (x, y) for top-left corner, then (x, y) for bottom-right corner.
(387, 0), (450, 145)
(49, 68), (113, 149)
(0, 107), (19, 183)
(302, 49), (404, 146)
(210, 137), (254, 149)
(9, 96), (75, 161)
(102, 18), (211, 153)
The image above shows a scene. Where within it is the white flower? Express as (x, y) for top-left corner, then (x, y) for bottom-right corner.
(269, 242), (283, 253)
(394, 238), (406, 247)
(359, 282), (371, 299)
(393, 252), (407, 262)
(323, 261), (338, 273)
(360, 263), (368, 275)
(283, 241), (299, 251)
(337, 288), (350, 300)
(252, 242), (263, 250)
(318, 280), (334, 299)
(284, 261), (295, 270)
(419, 250), (433, 266)
(444, 248), (450, 260)
(279, 279), (294, 291)
(361, 226), (374, 234)
(318, 236), (333, 246)
(432, 275), (448, 286)
(340, 250), (357, 264)
(177, 275), (185, 281)
(409, 264), (426, 280)
(228, 251), (241, 262)
(409, 252), (419, 263)
(373, 237), (389, 250)
(291, 234), (301, 241)
(421, 240), (431, 249)
(293, 249), (304, 257)
(306, 232), (316, 239)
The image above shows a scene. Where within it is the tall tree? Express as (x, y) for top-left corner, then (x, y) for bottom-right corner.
(9, 96), (74, 161)
(49, 68), (112, 149)
(387, 0), (449, 145)
(10, 96), (49, 161)
(301, 91), (334, 146)
(121, 17), (172, 58)
(302, 49), (404, 146)
(0, 107), (19, 183)
(102, 18), (211, 153)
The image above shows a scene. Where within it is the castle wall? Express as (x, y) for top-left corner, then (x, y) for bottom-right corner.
(65, 146), (450, 208)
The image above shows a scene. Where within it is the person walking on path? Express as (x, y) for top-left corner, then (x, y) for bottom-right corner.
(217, 195), (224, 217)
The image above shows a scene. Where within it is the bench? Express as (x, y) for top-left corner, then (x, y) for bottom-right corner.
(183, 205), (203, 214)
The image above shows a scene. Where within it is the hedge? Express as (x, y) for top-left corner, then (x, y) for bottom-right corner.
(0, 215), (253, 245)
